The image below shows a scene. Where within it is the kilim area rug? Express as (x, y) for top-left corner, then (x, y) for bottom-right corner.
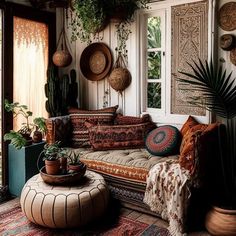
(0, 198), (171, 236)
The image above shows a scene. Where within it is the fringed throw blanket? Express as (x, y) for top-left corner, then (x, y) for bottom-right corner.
(143, 159), (191, 236)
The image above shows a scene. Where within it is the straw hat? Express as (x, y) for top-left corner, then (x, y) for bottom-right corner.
(80, 43), (113, 81)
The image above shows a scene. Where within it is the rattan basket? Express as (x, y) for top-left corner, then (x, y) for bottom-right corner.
(108, 53), (132, 93)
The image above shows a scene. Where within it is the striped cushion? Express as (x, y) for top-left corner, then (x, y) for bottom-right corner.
(68, 105), (118, 147)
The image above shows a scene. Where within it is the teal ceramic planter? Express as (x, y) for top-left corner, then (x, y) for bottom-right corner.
(8, 142), (45, 196)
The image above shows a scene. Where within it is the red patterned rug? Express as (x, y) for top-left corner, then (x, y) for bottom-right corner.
(0, 199), (170, 236)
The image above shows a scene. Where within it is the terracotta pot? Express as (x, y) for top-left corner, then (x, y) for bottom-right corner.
(68, 163), (84, 172)
(60, 157), (67, 173)
(45, 159), (60, 175)
(32, 130), (43, 143)
(205, 206), (236, 235)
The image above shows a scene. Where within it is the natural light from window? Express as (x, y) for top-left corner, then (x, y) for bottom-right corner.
(0, 9), (2, 186)
(13, 17), (48, 131)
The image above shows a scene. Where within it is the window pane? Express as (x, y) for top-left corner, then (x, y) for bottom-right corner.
(147, 83), (161, 108)
(148, 16), (161, 49)
(148, 51), (161, 79)
(13, 17), (48, 131)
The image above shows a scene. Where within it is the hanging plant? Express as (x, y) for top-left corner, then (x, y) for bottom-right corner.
(69, 0), (149, 45)
(69, 0), (108, 44)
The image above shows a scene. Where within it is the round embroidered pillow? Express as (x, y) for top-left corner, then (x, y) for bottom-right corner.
(145, 125), (181, 156)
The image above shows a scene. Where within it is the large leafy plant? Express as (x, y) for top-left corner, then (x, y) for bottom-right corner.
(178, 59), (236, 208)
(4, 100), (46, 150)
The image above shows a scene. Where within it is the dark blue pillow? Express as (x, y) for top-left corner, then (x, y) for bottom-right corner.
(145, 125), (181, 156)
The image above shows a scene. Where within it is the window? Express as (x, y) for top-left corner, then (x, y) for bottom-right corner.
(146, 12), (165, 113)
(140, 0), (212, 125)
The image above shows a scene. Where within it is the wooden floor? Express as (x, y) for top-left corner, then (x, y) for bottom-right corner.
(119, 207), (210, 236)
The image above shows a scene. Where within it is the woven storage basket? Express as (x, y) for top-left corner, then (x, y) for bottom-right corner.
(53, 50), (72, 67)
(108, 53), (132, 93)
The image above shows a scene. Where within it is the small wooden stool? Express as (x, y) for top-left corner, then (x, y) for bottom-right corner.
(20, 170), (109, 228)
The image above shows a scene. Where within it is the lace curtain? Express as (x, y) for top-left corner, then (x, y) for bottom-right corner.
(13, 17), (48, 131)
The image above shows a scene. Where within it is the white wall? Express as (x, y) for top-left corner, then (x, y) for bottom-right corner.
(60, 0), (235, 123)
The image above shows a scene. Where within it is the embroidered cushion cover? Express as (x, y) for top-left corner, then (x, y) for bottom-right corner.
(85, 121), (156, 151)
(179, 116), (219, 174)
(68, 105), (118, 147)
(114, 113), (151, 125)
(145, 125), (181, 156)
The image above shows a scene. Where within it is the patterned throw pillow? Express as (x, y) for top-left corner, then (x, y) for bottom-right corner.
(179, 123), (219, 174)
(114, 113), (151, 125)
(180, 116), (199, 137)
(85, 121), (157, 151)
(68, 105), (118, 147)
(145, 125), (181, 156)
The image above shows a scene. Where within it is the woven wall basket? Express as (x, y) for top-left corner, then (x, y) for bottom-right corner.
(108, 67), (132, 92)
(108, 53), (132, 93)
(53, 50), (72, 67)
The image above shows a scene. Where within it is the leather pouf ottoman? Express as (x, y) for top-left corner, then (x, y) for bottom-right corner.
(20, 170), (109, 228)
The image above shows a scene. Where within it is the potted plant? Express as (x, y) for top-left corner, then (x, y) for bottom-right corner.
(32, 117), (47, 143)
(178, 58), (236, 235)
(67, 151), (85, 173)
(41, 141), (62, 175)
(69, 0), (108, 44)
(3, 100), (47, 149)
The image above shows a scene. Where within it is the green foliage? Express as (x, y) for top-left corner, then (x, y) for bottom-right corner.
(69, 0), (149, 44)
(147, 17), (162, 108)
(67, 151), (81, 165)
(4, 131), (26, 150)
(178, 58), (236, 208)
(42, 141), (63, 161)
(147, 83), (161, 108)
(4, 100), (46, 149)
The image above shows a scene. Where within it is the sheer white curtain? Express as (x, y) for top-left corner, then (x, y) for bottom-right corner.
(13, 17), (48, 131)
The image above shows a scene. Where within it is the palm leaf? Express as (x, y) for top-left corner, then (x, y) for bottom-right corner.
(178, 59), (236, 119)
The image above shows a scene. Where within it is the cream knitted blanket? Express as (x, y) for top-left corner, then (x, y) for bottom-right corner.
(143, 159), (191, 236)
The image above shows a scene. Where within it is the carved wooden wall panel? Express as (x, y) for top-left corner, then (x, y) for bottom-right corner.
(171, 0), (208, 115)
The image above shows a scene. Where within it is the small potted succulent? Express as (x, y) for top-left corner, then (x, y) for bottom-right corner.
(41, 141), (62, 175)
(67, 151), (85, 173)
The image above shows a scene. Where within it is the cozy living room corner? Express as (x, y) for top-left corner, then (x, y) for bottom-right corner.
(1, 0), (236, 235)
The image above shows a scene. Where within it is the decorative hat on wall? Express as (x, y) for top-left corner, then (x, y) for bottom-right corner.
(80, 43), (113, 81)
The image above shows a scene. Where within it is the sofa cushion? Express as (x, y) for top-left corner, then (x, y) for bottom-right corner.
(145, 125), (181, 156)
(85, 121), (156, 151)
(179, 122), (219, 174)
(68, 148), (178, 183)
(114, 113), (151, 125)
(180, 116), (199, 137)
(68, 105), (118, 147)
(46, 116), (71, 146)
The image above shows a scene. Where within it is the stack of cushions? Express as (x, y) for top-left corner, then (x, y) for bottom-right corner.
(68, 105), (118, 147)
(179, 116), (220, 175)
(85, 121), (156, 151)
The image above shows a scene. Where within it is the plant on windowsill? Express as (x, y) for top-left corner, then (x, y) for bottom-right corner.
(3, 99), (46, 150)
(178, 58), (236, 235)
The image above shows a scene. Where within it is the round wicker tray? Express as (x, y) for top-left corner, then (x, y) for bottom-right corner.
(39, 164), (87, 186)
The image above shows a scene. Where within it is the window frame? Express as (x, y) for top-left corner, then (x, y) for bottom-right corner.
(138, 0), (215, 126)
(1, 2), (56, 187)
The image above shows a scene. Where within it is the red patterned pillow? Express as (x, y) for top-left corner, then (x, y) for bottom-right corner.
(114, 113), (151, 125)
(180, 116), (199, 137)
(179, 123), (219, 174)
(68, 105), (118, 147)
(85, 121), (157, 151)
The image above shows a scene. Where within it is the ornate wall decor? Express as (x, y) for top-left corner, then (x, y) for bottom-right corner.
(220, 34), (235, 51)
(219, 2), (236, 31)
(171, 0), (208, 115)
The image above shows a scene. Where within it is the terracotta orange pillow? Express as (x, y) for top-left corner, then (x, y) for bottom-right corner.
(114, 113), (151, 125)
(180, 116), (199, 137)
(179, 123), (219, 174)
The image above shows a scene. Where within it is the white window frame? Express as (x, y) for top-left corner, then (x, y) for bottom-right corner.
(138, 0), (216, 127)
